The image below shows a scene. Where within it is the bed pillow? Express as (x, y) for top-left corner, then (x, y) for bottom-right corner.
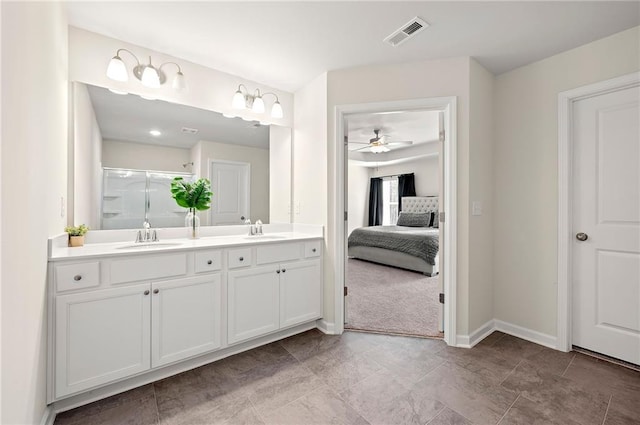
(396, 212), (433, 227)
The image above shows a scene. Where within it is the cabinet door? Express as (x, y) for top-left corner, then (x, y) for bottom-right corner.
(280, 259), (322, 328)
(151, 275), (222, 367)
(228, 265), (280, 344)
(55, 285), (151, 398)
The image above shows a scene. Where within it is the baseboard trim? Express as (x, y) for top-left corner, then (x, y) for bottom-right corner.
(456, 319), (495, 348)
(494, 319), (557, 349)
(316, 319), (336, 334)
(40, 406), (56, 425)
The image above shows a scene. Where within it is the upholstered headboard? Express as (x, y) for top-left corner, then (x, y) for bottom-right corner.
(402, 196), (439, 213)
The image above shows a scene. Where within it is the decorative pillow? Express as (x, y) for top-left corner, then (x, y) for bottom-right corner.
(396, 212), (433, 227)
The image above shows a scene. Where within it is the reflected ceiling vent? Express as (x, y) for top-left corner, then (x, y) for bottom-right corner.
(384, 16), (429, 47)
(181, 127), (199, 134)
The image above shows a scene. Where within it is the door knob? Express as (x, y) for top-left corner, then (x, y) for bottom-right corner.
(576, 232), (588, 241)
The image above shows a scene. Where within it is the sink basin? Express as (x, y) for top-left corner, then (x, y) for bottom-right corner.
(243, 235), (288, 240)
(116, 242), (183, 250)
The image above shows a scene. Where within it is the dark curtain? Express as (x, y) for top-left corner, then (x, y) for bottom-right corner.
(398, 173), (416, 211)
(368, 177), (383, 226)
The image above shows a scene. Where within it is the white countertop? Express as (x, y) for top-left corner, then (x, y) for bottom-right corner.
(49, 224), (324, 262)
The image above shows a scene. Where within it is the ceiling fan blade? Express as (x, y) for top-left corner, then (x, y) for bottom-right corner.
(385, 140), (413, 146)
(348, 141), (371, 145)
(354, 145), (373, 152)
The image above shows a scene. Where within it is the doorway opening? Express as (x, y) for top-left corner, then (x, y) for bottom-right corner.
(333, 97), (457, 346)
(344, 111), (443, 338)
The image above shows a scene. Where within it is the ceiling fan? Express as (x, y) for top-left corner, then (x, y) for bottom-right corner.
(350, 129), (413, 153)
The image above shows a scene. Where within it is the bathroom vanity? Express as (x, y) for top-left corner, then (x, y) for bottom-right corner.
(46, 226), (323, 407)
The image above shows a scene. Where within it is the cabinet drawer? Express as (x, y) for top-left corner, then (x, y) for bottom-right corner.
(304, 241), (322, 258)
(194, 250), (222, 273)
(228, 248), (252, 269)
(110, 253), (187, 284)
(56, 262), (100, 292)
(256, 243), (301, 265)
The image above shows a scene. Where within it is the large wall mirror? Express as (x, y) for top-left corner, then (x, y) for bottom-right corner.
(70, 82), (292, 230)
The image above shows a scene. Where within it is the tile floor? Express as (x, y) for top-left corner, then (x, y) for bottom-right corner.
(54, 330), (640, 425)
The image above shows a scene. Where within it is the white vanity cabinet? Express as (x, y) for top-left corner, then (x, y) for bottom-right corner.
(151, 275), (222, 368)
(55, 284), (151, 397)
(48, 235), (323, 403)
(228, 243), (323, 345)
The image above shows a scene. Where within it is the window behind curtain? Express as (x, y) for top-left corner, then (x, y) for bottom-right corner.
(382, 176), (399, 225)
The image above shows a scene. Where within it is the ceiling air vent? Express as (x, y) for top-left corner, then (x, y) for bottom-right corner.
(384, 16), (429, 47)
(181, 127), (199, 135)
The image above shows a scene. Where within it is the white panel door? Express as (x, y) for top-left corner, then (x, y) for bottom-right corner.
(572, 85), (640, 365)
(280, 259), (322, 328)
(151, 275), (222, 368)
(210, 161), (250, 225)
(228, 265), (280, 344)
(55, 285), (151, 397)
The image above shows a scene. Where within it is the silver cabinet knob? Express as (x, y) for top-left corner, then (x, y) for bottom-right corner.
(282, 269), (286, 273)
(153, 289), (159, 294)
(576, 232), (588, 241)
(144, 290), (150, 295)
(73, 275), (82, 281)
(276, 270), (281, 274)
(207, 260), (213, 265)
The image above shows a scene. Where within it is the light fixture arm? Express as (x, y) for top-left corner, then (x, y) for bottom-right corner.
(159, 61), (183, 74)
(115, 48), (141, 67)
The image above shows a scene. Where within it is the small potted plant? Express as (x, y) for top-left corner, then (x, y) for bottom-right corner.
(65, 224), (89, 247)
(170, 177), (213, 239)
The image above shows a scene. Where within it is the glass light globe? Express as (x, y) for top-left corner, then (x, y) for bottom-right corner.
(232, 90), (246, 109)
(270, 101), (284, 119)
(140, 65), (161, 88)
(106, 56), (128, 82)
(172, 71), (187, 91)
(252, 96), (265, 114)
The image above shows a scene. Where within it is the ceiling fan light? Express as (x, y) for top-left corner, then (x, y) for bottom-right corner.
(141, 65), (161, 88)
(270, 100), (284, 119)
(370, 145), (390, 154)
(172, 71), (187, 91)
(232, 90), (246, 109)
(106, 55), (128, 82)
(252, 96), (265, 114)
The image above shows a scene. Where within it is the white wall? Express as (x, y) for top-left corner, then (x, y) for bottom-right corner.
(347, 161), (370, 235)
(468, 59), (495, 331)
(325, 57), (481, 334)
(102, 139), (191, 173)
(370, 155), (440, 196)
(192, 140), (270, 225)
(1, 2), (68, 423)
(72, 83), (103, 229)
(68, 27), (293, 128)
(493, 26), (640, 337)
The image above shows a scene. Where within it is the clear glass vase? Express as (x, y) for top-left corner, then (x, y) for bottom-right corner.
(185, 209), (200, 239)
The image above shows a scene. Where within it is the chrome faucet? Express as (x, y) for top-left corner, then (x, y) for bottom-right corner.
(136, 220), (158, 243)
(245, 218), (256, 236)
(255, 219), (263, 235)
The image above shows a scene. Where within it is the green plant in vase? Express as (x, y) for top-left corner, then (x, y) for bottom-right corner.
(170, 177), (213, 238)
(64, 224), (89, 247)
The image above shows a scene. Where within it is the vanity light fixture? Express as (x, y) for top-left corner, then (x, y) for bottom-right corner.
(232, 84), (284, 119)
(106, 48), (187, 91)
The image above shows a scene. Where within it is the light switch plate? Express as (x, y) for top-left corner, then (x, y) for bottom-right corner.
(472, 201), (482, 216)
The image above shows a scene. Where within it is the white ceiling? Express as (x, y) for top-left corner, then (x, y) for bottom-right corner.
(66, 2), (639, 92)
(87, 84), (270, 149)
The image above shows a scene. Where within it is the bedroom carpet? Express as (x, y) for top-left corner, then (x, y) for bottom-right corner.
(345, 258), (441, 337)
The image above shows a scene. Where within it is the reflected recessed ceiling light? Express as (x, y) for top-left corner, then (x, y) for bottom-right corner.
(139, 94), (156, 101)
(149, 130), (162, 137)
(259, 121), (271, 126)
(222, 113), (236, 118)
(108, 88), (128, 95)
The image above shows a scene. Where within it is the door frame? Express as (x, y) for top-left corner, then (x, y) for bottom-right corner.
(208, 159), (251, 225)
(334, 96), (458, 346)
(557, 71), (640, 352)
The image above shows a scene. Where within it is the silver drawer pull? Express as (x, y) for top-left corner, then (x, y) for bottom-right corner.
(239, 257), (244, 261)
(144, 290), (150, 295)
(312, 248), (316, 253)
(207, 260), (213, 265)
(73, 275), (82, 281)
(153, 289), (159, 294)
